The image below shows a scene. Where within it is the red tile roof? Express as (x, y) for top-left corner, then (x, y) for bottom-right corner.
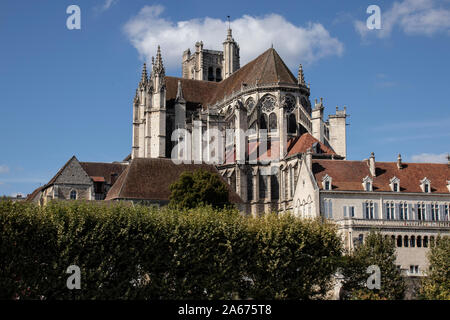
(287, 134), (336, 157)
(313, 159), (450, 193)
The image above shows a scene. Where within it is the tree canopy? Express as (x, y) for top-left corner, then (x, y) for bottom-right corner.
(169, 169), (230, 209)
(340, 231), (405, 300)
(419, 236), (450, 300)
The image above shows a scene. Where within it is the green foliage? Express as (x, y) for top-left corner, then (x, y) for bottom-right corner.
(0, 201), (342, 300)
(340, 231), (405, 300)
(169, 169), (230, 209)
(419, 236), (450, 300)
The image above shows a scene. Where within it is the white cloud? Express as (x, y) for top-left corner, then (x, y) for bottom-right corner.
(0, 165), (9, 174)
(411, 152), (449, 163)
(355, 0), (450, 39)
(123, 5), (344, 72)
(95, 0), (118, 13)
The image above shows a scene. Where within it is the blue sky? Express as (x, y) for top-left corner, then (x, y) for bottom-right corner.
(0, 0), (449, 196)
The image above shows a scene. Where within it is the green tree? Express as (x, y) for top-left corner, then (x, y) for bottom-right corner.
(419, 236), (450, 300)
(169, 169), (230, 209)
(340, 231), (405, 300)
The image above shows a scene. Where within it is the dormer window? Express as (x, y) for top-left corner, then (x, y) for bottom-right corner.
(447, 181), (450, 192)
(420, 178), (431, 193)
(362, 176), (373, 192)
(322, 174), (332, 191)
(390, 177), (400, 192)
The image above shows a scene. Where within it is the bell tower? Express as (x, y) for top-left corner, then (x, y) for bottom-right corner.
(222, 17), (240, 79)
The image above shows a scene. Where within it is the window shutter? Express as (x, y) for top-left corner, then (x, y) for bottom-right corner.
(362, 203), (367, 219)
(407, 203), (413, 220)
(395, 203), (400, 220)
(374, 202), (379, 219)
(439, 205), (444, 221)
(329, 201), (333, 219)
(323, 201), (328, 218)
(426, 204), (431, 220)
(343, 206), (347, 217)
(414, 203), (419, 220)
(383, 203), (387, 219)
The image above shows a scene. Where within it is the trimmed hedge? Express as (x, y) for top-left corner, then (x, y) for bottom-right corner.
(0, 201), (342, 300)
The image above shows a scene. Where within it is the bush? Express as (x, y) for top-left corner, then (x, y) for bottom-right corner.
(0, 201), (342, 300)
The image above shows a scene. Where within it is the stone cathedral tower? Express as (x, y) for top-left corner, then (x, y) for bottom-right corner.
(132, 46), (167, 160)
(182, 28), (240, 81)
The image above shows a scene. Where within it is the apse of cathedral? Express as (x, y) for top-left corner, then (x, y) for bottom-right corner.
(130, 27), (348, 215)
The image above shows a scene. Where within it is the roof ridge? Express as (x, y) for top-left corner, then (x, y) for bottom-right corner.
(272, 49), (297, 83)
(116, 162), (132, 198)
(46, 155), (78, 187)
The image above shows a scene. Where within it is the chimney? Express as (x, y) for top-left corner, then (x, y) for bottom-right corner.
(369, 152), (376, 177)
(305, 147), (313, 171)
(397, 154), (403, 169)
(447, 153), (450, 167)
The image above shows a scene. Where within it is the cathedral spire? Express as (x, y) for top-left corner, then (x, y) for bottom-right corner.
(176, 80), (185, 103)
(139, 62), (148, 85)
(153, 45), (165, 76)
(298, 64), (305, 86)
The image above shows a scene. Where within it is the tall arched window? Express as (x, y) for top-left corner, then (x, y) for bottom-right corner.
(70, 190), (77, 200)
(260, 114), (268, 130)
(288, 113), (297, 134)
(208, 67), (214, 81)
(397, 235), (402, 247)
(417, 236), (422, 247)
(247, 172), (253, 201)
(271, 174), (279, 200)
(269, 113), (277, 132)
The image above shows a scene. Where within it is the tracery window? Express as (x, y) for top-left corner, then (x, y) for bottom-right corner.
(260, 95), (276, 113)
(282, 95), (296, 113)
(245, 98), (256, 114)
(300, 97), (310, 112)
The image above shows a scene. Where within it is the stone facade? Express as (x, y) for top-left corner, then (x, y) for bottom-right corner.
(29, 156), (128, 205)
(293, 152), (450, 276)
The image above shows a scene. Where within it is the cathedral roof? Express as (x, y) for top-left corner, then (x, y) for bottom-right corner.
(312, 159), (450, 193)
(287, 134), (336, 157)
(164, 48), (298, 109)
(206, 48), (298, 105)
(105, 158), (243, 203)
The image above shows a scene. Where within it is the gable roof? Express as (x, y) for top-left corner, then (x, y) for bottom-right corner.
(165, 48), (298, 109)
(312, 159), (450, 193)
(26, 186), (44, 202)
(105, 158), (243, 203)
(45, 155), (79, 187)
